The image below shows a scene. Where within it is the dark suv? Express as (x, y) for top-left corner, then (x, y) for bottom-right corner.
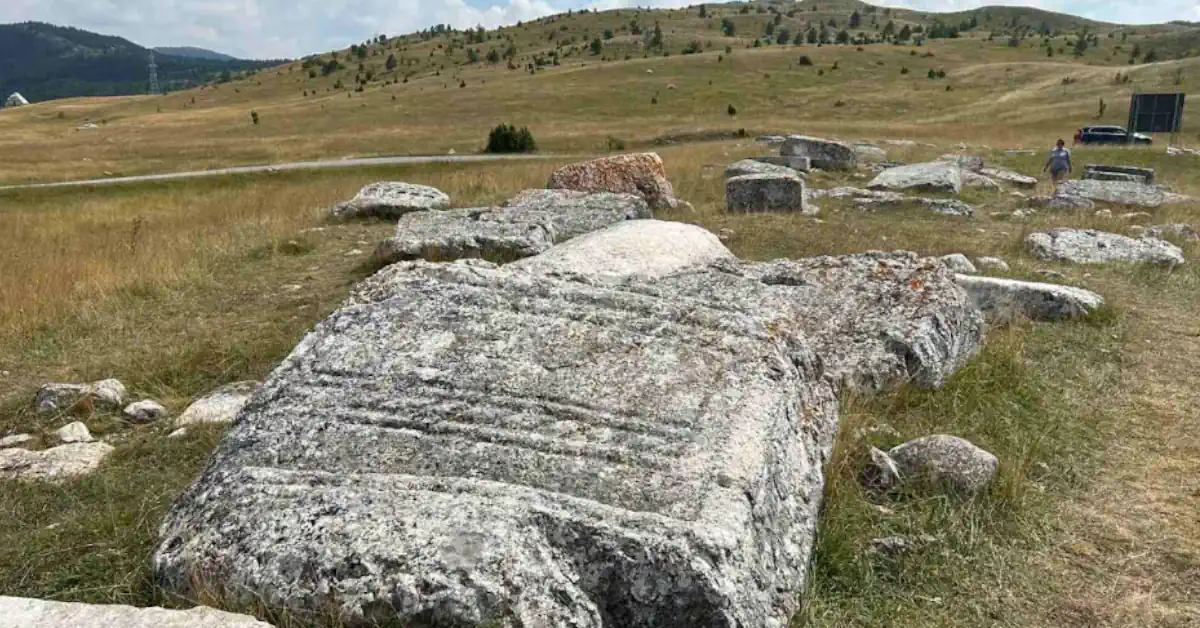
(1077, 126), (1153, 145)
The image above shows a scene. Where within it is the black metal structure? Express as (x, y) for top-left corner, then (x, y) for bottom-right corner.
(1127, 93), (1185, 137)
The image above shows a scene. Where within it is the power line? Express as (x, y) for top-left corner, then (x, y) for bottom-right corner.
(148, 51), (160, 95)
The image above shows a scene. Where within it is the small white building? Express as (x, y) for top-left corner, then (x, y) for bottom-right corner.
(5, 92), (29, 108)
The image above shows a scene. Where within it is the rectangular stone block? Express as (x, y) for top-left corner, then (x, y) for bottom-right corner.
(155, 261), (840, 628)
(726, 173), (811, 214)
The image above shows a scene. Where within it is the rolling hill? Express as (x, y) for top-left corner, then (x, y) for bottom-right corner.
(153, 46), (238, 62)
(0, 22), (283, 102)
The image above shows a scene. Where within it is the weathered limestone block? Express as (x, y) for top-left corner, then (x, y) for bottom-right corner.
(0, 596), (272, 627)
(1025, 229), (1185, 267)
(780, 136), (857, 170)
(547, 153), (681, 209)
(726, 174), (811, 214)
(329, 182), (450, 220)
(954, 275), (1104, 323)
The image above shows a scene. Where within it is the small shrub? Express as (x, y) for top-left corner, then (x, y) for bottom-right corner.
(727, 104), (738, 116)
(901, 66), (910, 74)
(798, 55), (814, 66)
(818, 69), (825, 76)
(486, 124), (537, 153)
(606, 136), (627, 151)
(250, 111), (260, 125)
(834, 100), (845, 107)
(651, 96), (658, 105)
(832, 61), (839, 70)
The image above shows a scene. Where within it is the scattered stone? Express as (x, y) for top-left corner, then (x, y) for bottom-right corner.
(176, 382), (262, 427)
(344, 249), (364, 256)
(724, 159), (799, 179)
(718, 228), (735, 241)
(547, 153), (682, 210)
(1095, 209), (1113, 219)
(868, 162), (963, 194)
(781, 135), (857, 170)
(168, 428), (189, 439)
(979, 167), (1037, 188)
(55, 421), (93, 444)
(157, 259), (843, 628)
(756, 135), (786, 146)
(1034, 269), (1068, 282)
(1121, 212), (1153, 222)
(974, 257), (1010, 272)
(853, 143), (889, 163)
(1029, 193), (1095, 211)
(938, 154), (985, 172)
(869, 535), (939, 556)
(510, 220), (735, 282)
(1167, 146), (1200, 157)
(35, 379), (126, 414)
(920, 199), (974, 217)
(955, 275), (1105, 323)
(1084, 164), (1155, 185)
(0, 597), (273, 627)
(751, 156), (812, 171)
(1057, 180), (1168, 208)
(0, 443), (113, 483)
(888, 434), (998, 493)
(0, 434), (34, 449)
(940, 254), (977, 274)
(726, 173), (812, 214)
(960, 170), (1001, 190)
(1145, 224), (1200, 242)
(329, 182), (450, 220)
(375, 193), (651, 265)
(123, 400), (168, 424)
(1026, 229), (1185, 267)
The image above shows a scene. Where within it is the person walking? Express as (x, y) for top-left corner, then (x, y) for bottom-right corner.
(1043, 139), (1073, 186)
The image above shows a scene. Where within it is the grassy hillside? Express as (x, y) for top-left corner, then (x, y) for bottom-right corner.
(0, 22), (280, 102)
(0, 1), (1195, 185)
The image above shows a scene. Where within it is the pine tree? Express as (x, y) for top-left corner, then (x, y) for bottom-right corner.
(849, 11), (861, 29)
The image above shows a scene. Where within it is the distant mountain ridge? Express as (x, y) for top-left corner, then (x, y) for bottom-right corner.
(0, 22), (284, 102)
(153, 46), (238, 61)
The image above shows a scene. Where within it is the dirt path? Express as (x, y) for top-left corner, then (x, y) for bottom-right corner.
(1045, 282), (1200, 627)
(0, 153), (567, 192)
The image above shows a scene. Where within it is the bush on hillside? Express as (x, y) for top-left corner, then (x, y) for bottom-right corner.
(486, 124), (537, 153)
(798, 55), (814, 66)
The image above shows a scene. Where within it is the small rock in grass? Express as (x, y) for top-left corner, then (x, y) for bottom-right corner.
(870, 534), (939, 556)
(176, 382), (262, 427)
(940, 254), (977, 274)
(168, 428), (188, 439)
(56, 421), (93, 444)
(1095, 209), (1113, 219)
(35, 379), (126, 414)
(124, 400), (168, 424)
(1121, 212), (1152, 222)
(888, 435), (998, 493)
(864, 446), (902, 490)
(0, 443), (114, 483)
(0, 434), (34, 448)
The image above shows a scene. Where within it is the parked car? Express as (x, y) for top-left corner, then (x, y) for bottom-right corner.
(1076, 126), (1153, 145)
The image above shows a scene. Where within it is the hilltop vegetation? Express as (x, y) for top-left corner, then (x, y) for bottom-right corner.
(0, 22), (281, 102)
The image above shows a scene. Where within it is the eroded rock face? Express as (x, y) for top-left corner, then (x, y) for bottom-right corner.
(1025, 229), (1185, 267)
(0, 443), (113, 483)
(781, 136), (857, 170)
(868, 162), (963, 194)
(954, 275), (1104, 323)
(547, 153), (680, 210)
(940, 254), (977, 274)
(887, 435), (998, 493)
(157, 260), (841, 628)
(329, 182), (451, 220)
(960, 171), (1000, 190)
(726, 173), (811, 214)
(374, 193), (651, 265)
(176, 382), (261, 427)
(510, 220), (735, 282)
(724, 159), (800, 179)
(852, 144), (889, 163)
(35, 379), (126, 414)
(0, 597), (272, 627)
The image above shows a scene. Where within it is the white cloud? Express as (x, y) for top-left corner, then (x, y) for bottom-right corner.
(0, 0), (1192, 59)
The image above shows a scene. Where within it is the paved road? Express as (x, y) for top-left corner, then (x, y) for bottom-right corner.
(0, 154), (564, 192)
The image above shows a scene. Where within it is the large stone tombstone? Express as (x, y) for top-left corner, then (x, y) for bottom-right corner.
(156, 260), (841, 628)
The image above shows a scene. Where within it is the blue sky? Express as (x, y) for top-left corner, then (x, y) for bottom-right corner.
(1, 0), (1195, 59)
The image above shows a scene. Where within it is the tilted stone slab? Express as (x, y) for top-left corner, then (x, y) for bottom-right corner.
(726, 173), (812, 214)
(510, 220), (735, 282)
(1084, 165), (1155, 185)
(868, 162), (963, 194)
(329, 182), (450, 220)
(954, 275), (1105, 323)
(1026, 228), (1184, 267)
(1056, 180), (1168, 208)
(156, 260), (841, 628)
(780, 136), (857, 170)
(374, 192), (651, 265)
(0, 597), (273, 628)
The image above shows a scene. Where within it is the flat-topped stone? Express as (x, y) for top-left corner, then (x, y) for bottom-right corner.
(0, 597), (273, 627)
(752, 156), (812, 172)
(1056, 180), (1168, 208)
(375, 192), (651, 265)
(979, 167), (1037, 188)
(176, 381), (261, 427)
(510, 220), (735, 282)
(781, 136), (857, 170)
(1026, 228), (1185, 267)
(157, 259), (841, 628)
(868, 162), (963, 194)
(0, 442), (114, 483)
(724, 159), (800, 179)
(955, 275), (1105, 323)
(329, 182), (450, 220)
(1084, 165), (1155, 185)
(726, 173), (811, 214)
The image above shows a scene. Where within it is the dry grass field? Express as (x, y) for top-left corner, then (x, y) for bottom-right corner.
(1, 0), (1199, 626)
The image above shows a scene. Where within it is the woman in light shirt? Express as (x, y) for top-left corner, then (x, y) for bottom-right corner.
(1043, 139), (1073, 184)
